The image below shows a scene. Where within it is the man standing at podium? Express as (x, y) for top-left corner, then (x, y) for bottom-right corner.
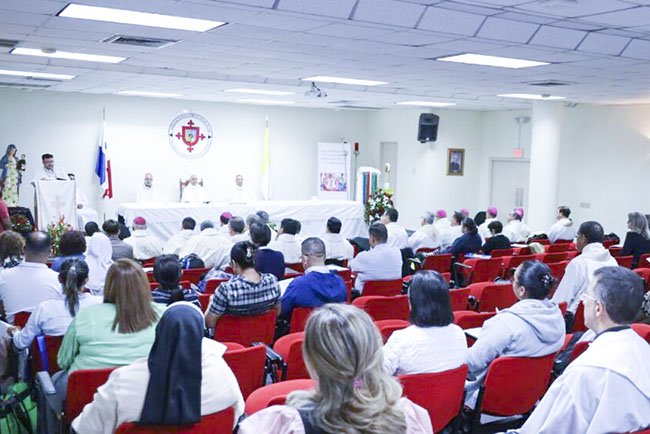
(32, 153), (67, 184)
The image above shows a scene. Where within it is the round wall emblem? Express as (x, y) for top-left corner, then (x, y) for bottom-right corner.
(168, 112), (213, 159)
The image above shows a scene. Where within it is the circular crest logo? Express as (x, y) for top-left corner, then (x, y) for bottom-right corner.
(168, 112), (213, 159)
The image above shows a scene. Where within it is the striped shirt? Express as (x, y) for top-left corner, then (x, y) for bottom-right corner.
(209, 273), (280, 316)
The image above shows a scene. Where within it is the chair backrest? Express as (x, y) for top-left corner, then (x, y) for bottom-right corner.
(362, 279), (403, 297)
(285, 263), (304, 273)
(567, 340), (590, 364)
(557, 301), (567, 316)
(449, 288), (470, 311)
(633, 268), (650, 292)
(632, 323), (650, 343)
(142, 258), (157, 268)
(197, 293), (211, 313)
(637, 253), (650, 269)
(472, 283), (517, 312)
(375, 319), (410, 343)
(538, 252), (569, 264)
(222, 345), (267, 400)
(66, 367), (118, 423)
(31, 335), (63, 375)
(468, 258), (504, 283)
(505, 254), (536, 273)
(490, 248), (514, 258)
(214, 310), (278, 346)
(203, 278), (228, 294)
(572, 302), (587, 332)
(13, 311), (30, 328)
(547, 243), (570, 253)
(115, 407), (235, 433)
(616, 255), (634, 269)
(546, 261), (569, 282)
(479, 354), (555, 417)
(181, 268), (211, 284)
(423, 254), (453, 273)
(453, 311), (496, 329)
(398, 365), (469, 433)
(602, 238), (619, 248)
(273, 332), (308, 381)
(289, 307), (315, 334)
(351, 295), (410, 321)
(608, 246), (623, 257)
(244, 379), (314, 416)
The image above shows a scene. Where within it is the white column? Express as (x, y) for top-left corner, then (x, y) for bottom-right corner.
(527, 100), (564, 233)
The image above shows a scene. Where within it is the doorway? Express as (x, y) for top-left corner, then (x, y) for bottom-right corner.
(489, 158), (530, 223)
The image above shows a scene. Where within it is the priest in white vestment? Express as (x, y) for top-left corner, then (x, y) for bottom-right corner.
(136, 173), (165, 203)
(380, 208), (408, 250)
(31, 153), (67, 184)
(439, 211), (464, 250)
(181, 174), (210, 203)
(228, 216), (250, 244)
(227, 174), (256, 203)
(321, 217), (354, 261)
(268, 218), (301, 263)
(123, 216), (164, 260)
(547, 205), (577, 243)
(513, 266), (650, 434)
(180, 220), (231, 269)
(407, 211), (441, 253)
(163, 217), (196, 256)
(477, 206), (498, 241)
(502, 208), (531, 243)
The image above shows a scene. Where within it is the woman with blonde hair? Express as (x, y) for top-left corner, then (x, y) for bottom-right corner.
(239, 303), (433, 433)
(622, 211), (650, 267)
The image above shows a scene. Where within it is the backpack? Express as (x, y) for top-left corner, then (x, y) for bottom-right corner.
(179, 253), (205, 270)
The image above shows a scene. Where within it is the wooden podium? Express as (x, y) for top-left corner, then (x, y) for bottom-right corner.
(35, 180), (78, 230)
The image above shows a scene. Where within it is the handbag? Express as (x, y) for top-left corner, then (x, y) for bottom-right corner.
(0, 382), (37, 434)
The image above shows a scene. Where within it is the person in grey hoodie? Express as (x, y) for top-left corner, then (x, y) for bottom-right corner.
(547, 206), (576, 243)
(465, 260), (565, 408)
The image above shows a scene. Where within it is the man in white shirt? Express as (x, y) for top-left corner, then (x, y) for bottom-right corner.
(31, 153), (67, 185)
(380, 208), (408, 250)
(163, 217), (196, 256)
(552, 221), (618, 317)
(439, 211), (464, 250)
(228, 216), (250, 244)
(268, 218), (302, 264)
(68, 173), (99, 229)
(547, 205), (577, 243)
(407, 211), (441, 253)
(227, 174), (256, 203)
(516, 266), (650, 434)
(181, 174), (210, 203)
(180, 220), (231, 269)
(219, 212), (232, 236)
(502, 207), (531, 243)
(434, 209), (451, 232)
(123, 216), (164, 260)
(477, 206), (498, 241)
(349, 222), (402, 293)
(0, 231), (61, 323)
(321, 217), (354, 262)
(136, 173), (165, 203)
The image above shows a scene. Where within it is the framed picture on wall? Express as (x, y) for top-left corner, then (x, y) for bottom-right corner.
(447, 148), (465, 176)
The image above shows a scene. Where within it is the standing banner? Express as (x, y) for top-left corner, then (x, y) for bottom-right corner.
(35, 180), (77, 229)
(317, 142), (351, 200)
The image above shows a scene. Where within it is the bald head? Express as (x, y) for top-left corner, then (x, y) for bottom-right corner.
(25, 231), (51, 262)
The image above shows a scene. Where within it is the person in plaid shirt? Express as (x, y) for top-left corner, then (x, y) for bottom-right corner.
(205, 241), (280, 328)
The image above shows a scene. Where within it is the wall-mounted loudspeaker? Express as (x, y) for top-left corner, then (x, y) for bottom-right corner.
(417, 113), (439, 143)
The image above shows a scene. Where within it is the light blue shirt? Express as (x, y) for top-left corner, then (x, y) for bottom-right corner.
(349, 242), (402, 291)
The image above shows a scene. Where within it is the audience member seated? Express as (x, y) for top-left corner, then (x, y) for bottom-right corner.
(547, 205), (576, 243)
(515, 267), (650, 433)
(151, 255), (201, 309)
(163, 217), (196, 256)
(465, 260), (565, 408)
(481, 221), (511, 255)
(383, 270), (467, 375)
(102, 219), (134, 260)
(502, 207), (530, 243)
(477, 206), (498, 241)
(0, 231), (60, 323)
(434, 209), (451, 233)
(407, 211), (441, 253)
(180, 220), (230, 269)
(280, 238), (347, 324)
(85, 232), (114, 296)
(622, 211), (650, 268)
(219, 212), (232, 236)
(439, 211), (464, 250)
(84, 222), (100, 251)
(256, 210), (278, 239)
(321, 216), (354, 262)
(268, 218), (302, 264)
(551, 221), (617, 321)
(229, 216), (250, 244)
(124, 217), (164, 260)
(443, 217), (481, 261)
(51, 230), (86, 272)
(250, 222), (284, 281)
(0, 230), (24, 269)
(72, 302), (244, 433)
(239, 304), (433, 433)
(45, 259), (164, 432)
(9, 259), (102, 349)
(349, 223), (402, 294)
(204, 242), (280, 328)
(381, 208), (408, 250)
(246, 213), (261, 231)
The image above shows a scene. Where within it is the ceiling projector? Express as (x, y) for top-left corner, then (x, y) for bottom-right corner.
(305, 82), (327, 98)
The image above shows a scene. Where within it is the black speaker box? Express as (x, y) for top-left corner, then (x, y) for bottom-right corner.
(417, 113), (439, 143)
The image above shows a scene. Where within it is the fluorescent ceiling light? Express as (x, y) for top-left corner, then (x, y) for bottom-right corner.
(225, 88), (295, 96)
(236, 98), (295, 105)
(437, 53), (549, 69)
(498, 93), (565, 100)
(302, 76), (387, 86)
(58, 3), (226, 32)
(397, 101), (456, 107)
(11, 47), (125, 64)
(0, 69), (75, 80)
(118, 91), (182, 98)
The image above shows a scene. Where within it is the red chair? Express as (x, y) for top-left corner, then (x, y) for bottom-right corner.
(471, 354), (556, 430)
(449, 287), (470, 311)
(511, 247), (530, 256)
(31, 335), (63, 375)
(567, 340), (590, 364)
(423, 254), (453, 273)
(375, 319), (410, 343)
(547, 243), (570, 253)
(352, 295), (410, 321)
(197, 294), (211, 313)
(13, 311), (30, 328)
(362, 279), (403, 297)
(181, 268), (211, 285)
(566, 251), (580, 259)
(416, 248), (435, 254)
(502, 254), (536, 278)
(637, 253), (650, 269)
(547, 261), (569, 282)
(558, 301), (567, 316)
(441, 272), (452, 283)
(467, 282), (517, 312)
(609, 246), (623, 257)
(461, 258), (504, 284)
(289, 307), (314, 334)
(572, 302), (587, 332)
(142, 258), (157, 268)
(399, 365), (469, 433)
(616, 256), (634, 269)
(245, 379), (314, 415)
(203, 278), (228, 294)
(285, 263), (304, 273)
(221, 341), (245, 352)
(453, 311), (496, 329)
(632, 323), (650, 343)
(603, 239), (619, 248)
(223, 345), (266, 400)
(214, 310), (278, 346)
(625, 429), (650, 434)
(633, 268), (650, 293)
(66, 367), (118, 423)
(273, 332), (308, 381)
(146, 272), (156, 283)
(490, 248), (514, 258)
(115, 407), (235, 433)
(537, 252), (569, 264)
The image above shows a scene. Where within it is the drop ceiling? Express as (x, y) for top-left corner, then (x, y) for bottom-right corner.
(2, 0), (650, 110)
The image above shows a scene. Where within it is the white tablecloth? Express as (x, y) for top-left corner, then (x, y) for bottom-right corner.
(117, 200), (368, 242)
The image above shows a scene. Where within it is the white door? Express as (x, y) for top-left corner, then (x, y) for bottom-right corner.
(489, 159), (530, 223)
(380, 142), (398, 192)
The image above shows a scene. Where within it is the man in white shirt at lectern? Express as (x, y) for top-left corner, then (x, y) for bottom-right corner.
(181, 174), (210, 203)
(136, 173), (164, 203)
(31, 153), (67, 184)
(227, 174), (256, 203)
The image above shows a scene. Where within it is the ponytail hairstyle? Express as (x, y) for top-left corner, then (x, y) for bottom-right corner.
(59, 258), (90, 317)
(230, 241), (257, 270)
(514, 260), (556, 300)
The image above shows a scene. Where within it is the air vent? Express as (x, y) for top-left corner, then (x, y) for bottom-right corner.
(526, 80), (570, 87)
(103, 35), (177, 48)
(338, 105), (382, 111)
(328, 100), (359, 105)
(0, 82), (51, 89)
(0, 39), (19, 48)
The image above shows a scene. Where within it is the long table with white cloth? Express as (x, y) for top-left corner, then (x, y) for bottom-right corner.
(117, 200), (367, 242)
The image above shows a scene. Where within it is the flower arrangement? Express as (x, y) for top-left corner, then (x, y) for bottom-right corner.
(47, 216), (72, 257)
(364, 188), (394, 224)
(10, 213), (33, 235)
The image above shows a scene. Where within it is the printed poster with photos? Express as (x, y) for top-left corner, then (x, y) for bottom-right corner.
(317, 142), (351, 200)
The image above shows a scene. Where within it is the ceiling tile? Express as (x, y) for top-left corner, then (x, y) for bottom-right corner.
(307, 22), (396, 39)
(528, 25), (586, 49)
(581, 5), (650, 27)
(514, 0), (635, 18)
(577, 32), (630, 55)
(276, 0), (357, 19)
(436, 1), (502, 16)
(417, 7), (486, 35)
(353, 0), (426, 27)
(493, 11), (558, 24)
(368, 30), (453, 46)
(236, 11), (333, 32)
(621, 38), (650, 59)
(477, 17), (539, 42)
